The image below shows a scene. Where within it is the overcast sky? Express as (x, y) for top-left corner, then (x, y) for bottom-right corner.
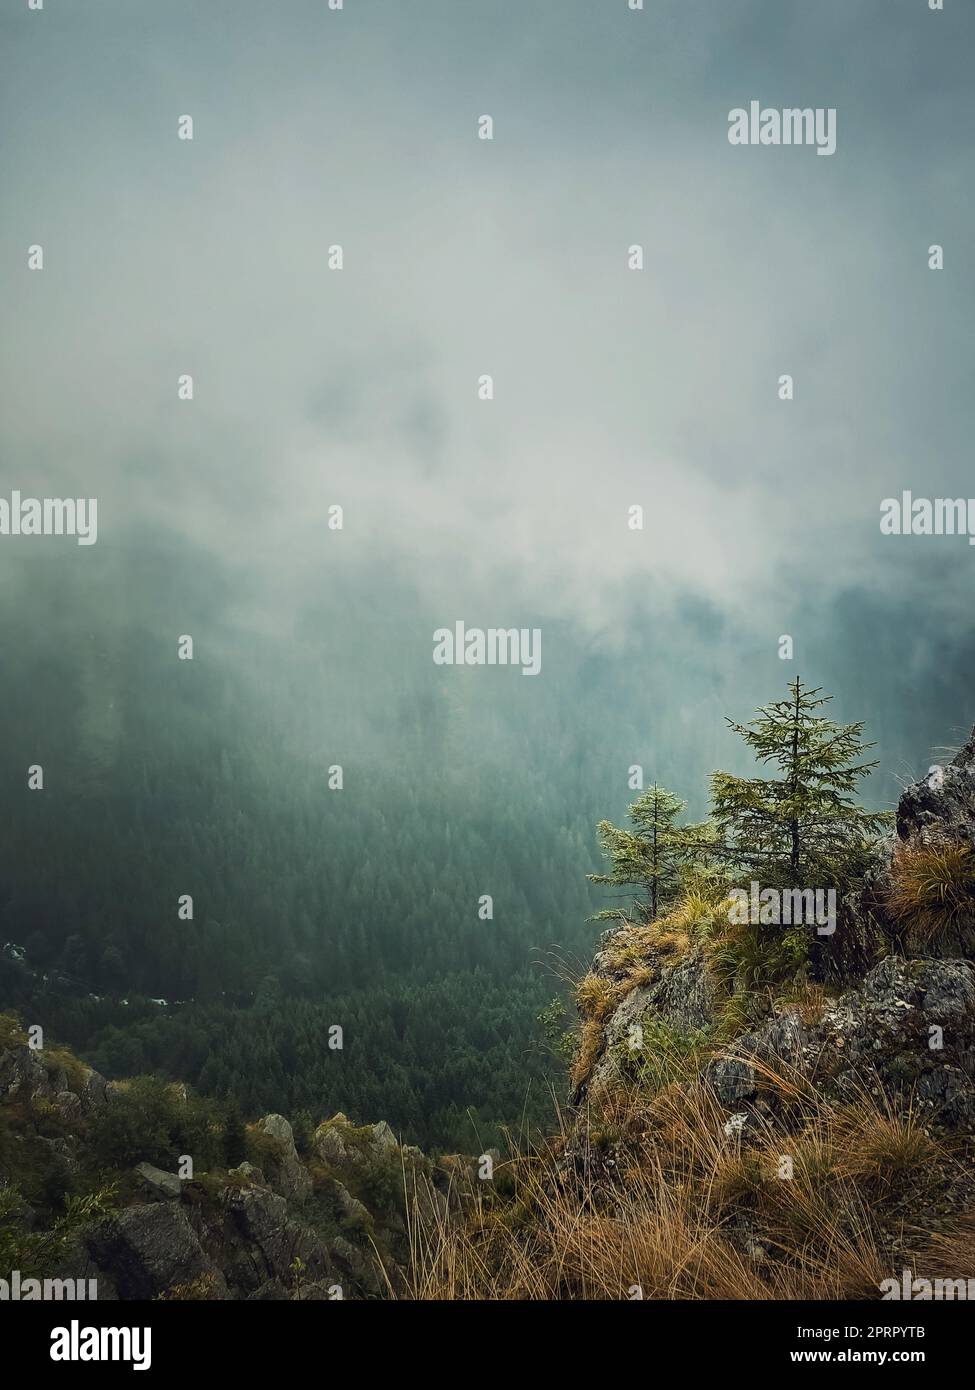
(1, 0), (973, 772)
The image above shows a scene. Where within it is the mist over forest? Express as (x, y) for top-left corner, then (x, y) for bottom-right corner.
(1, 519), (972, 1148)
(2, 0), (974, 1153)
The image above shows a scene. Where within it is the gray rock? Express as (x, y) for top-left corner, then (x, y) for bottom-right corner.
(78, 1066), (108, 1111)
(707, 956), (975, 1132)
(52, 1091), (82, 1122)
(328, 1179), (370, 1227)
(328, 1234), (381, 1296)
(221, 1186), (330, 1290)
(256, 1113), (312, 1201)
(876, 729), (975, 959)
(293, 1279), (344, 1301)
(753, 1011), (808, 1067)
(919, 960), (975, 1023)
(652, 952), (720, 1032)
(246, 1278), (289, 1301)
(48, 1066), (70, 1093)
(86, 1203), (225, 1300)
(0, 1046), (49, 1102)
(222, 1185), (291, 1277)
(916, 1065), (975, 1129)
(258, 1113), (294, 1145)
(707, 1056), (757, 1107)
(896, 726), (975, 849)
(133, 1162), (182, 1201)
(228, 1161), (265, 1186)
(370, 1120), (398, 1154)
(314, 1121), (349, 1167)
(46, 1239), (117, 1301)
(581, 949), (719, 1097)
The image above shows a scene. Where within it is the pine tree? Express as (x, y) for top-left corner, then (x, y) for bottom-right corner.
(588, 784), (687, 923)
(710, 678), (891, 888)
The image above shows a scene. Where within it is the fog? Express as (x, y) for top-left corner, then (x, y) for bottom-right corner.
(2, 0), (973, 803)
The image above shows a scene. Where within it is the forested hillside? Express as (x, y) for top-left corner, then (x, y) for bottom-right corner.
(0, 545), (616, 1149)
(0, 536), (969, 1149)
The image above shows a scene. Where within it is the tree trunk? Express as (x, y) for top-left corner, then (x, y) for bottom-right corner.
(790, 682), (801, 884)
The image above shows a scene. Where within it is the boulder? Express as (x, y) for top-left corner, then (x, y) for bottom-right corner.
(258, 1113), (293, 1144)
(324, 1177), (370, 1229)
(707, 1055), (757, 1108)
(86, 1203), (225, 1300)
(896, 734), (975, 848)
(133, 1162), (182, 1201)
(220, 1186), (331, 1291)
(328, 1233), (382, 1296)
(835, 725), (975, 971)
(221, 1186), (291, 1280)
(46, 1239), (118, 1301)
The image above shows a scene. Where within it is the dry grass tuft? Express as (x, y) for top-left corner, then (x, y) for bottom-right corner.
(886, 841), (975, 947)
(571, 1017), (609, 1091)
(574, 973), (620, 1022)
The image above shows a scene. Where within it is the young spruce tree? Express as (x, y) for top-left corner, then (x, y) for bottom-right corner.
(588, 784), (686, 923)
(710, 678), (890, 889)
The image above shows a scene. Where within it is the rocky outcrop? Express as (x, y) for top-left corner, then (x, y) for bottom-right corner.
(0, 1021), (431, 1300)
(86, 1203), (225, 1301)
(255, 1114), (312, 1202)
(0, 1045), (57, 1102)
(313, 1113), (400, 1169)
(219, 1185), (330, 1292)
(896, 741), (975, 847)
(838, 731), (975, 969)
(581, 949), (717, 1097)
(707, 955), (975, 1134)
(0, 1043), (110, 1111)
(576, 723), (975, 1141)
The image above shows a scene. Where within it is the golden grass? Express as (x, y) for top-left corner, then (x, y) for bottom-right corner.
(570, 973), (629, 1090)
(401, 1060), (970, 1301)
(886, 841), (975, 947)
(574, 973), (620, 1022)
(570, 1017), (609, 1091)
(598, 921), (690, 976)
